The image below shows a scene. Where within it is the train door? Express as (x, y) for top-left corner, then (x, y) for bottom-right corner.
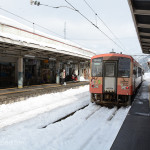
(103, 61), (117, 93)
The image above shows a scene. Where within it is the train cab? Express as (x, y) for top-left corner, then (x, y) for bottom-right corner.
(90, 52), (143, 106)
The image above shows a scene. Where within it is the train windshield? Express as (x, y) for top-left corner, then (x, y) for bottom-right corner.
(91, 57), (103, 77)
(118, 57), (130, 77)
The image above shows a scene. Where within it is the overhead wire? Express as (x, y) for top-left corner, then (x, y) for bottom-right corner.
(31, 0), (133, 54)
(0, 7), (91, 48)
(39, 4), (75, 11)
(64, 0), (126, 53)
(83, 0), (128, 53)
(36, 0), (142, 55)
(0, 3), (142, 56)
(0, 7), (63, 38)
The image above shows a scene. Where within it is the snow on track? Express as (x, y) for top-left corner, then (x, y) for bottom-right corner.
(0, 104), (130, 150)
(0, 84), (130, 150)
(0, 85), (90, 128)
(83, 107), (130, 150)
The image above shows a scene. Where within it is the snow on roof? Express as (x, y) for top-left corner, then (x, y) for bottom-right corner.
(0, 15), (95, 55)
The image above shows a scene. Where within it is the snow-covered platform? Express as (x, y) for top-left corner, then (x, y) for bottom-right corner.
(111, 79), (150, 150)
(0, 81), (89, 105)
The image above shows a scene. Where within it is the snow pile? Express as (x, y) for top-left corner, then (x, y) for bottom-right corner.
(79, 76), (89, 81)
(0, 85), (90, 128)
(143, 72), (150, 80)
(0, 83), (132, 150)
(0, 104), (130, 150)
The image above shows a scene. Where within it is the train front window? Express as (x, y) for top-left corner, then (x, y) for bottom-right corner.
(105, 63), (115, 77)
(118, 57), (130, 77)
(91, 58), (102, 77)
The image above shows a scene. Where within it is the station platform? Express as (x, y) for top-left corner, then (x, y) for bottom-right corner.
(0, 81), (89, 105)
(111, 80), (150, 150)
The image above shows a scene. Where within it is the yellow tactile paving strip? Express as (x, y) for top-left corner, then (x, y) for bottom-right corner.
(0, 85), (61, 96)
(0, 82), (81, 96)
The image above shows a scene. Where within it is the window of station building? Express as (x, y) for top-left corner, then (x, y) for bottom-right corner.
(0, 62), (15, 88)
(91, 57), (103, 77)
(118, 57), (130, 78)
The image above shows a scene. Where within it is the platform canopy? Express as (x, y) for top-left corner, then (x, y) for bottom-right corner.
(128, 0), (150, 54)
(0, 15), (95, 62)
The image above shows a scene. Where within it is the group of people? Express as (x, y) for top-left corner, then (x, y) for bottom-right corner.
(60, 69), (78, 85)
(72, 74), (77, 81)
(26, 68), (78, 86)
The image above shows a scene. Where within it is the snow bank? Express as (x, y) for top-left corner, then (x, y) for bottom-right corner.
(79, 76), (89, 81)
(0, 84), (131, 150)
(143, 72), (150, 80)
(0, 85), (90, 128)
(0, 105), (130, 150)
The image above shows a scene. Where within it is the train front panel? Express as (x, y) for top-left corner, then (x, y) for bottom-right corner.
(90, 53), (133, 105)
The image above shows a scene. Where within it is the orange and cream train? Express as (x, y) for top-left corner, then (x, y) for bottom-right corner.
(89, 52), (143, 105)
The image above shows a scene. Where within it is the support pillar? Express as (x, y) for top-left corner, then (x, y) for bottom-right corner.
(18, 57), (23, 88)
(78, 62), (82, 81)
(75, 64), (78, 76)
(56, 61), (60, 84)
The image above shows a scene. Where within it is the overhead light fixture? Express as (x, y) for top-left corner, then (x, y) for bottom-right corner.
(24, 55), (35, 58)
(49, 58), (56, 61)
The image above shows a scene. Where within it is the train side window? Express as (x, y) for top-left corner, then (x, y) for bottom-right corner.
(133, 66), (137, 78)
(142, 70), (144, 75)
(136, 67), (138, 78)
(133, 69), (136, 75)
(91, 58), (103, 77)
(118, 57), (130, 77)
(138, 67), (141, 77)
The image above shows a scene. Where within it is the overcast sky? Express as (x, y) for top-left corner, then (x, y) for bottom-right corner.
(0, 0), (144, 55)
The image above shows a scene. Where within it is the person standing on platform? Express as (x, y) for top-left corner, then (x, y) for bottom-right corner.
(60, 69), (66, 85)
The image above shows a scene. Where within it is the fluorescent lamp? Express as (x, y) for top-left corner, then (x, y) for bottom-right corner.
(24, 55), (35, 58)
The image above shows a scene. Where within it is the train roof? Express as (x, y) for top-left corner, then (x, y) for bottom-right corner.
(91, 53), (133, 60)
(91, 53), (143, 69)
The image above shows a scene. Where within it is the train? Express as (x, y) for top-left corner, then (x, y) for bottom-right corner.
(89, 52), (144, 106)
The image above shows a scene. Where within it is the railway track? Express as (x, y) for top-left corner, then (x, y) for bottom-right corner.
(41, 104), (89, 128)
(0, 91), (90, 129)
(0, 82), (89, 105)
(39, 105), (123, 150)
(41, 103), (120, 129)
(0, 101), (130, 150)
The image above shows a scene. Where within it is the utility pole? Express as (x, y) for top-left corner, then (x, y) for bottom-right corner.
(64, 21), (66, 39)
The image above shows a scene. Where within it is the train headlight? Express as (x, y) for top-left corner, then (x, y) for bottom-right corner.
(121, 86), (129, 89)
